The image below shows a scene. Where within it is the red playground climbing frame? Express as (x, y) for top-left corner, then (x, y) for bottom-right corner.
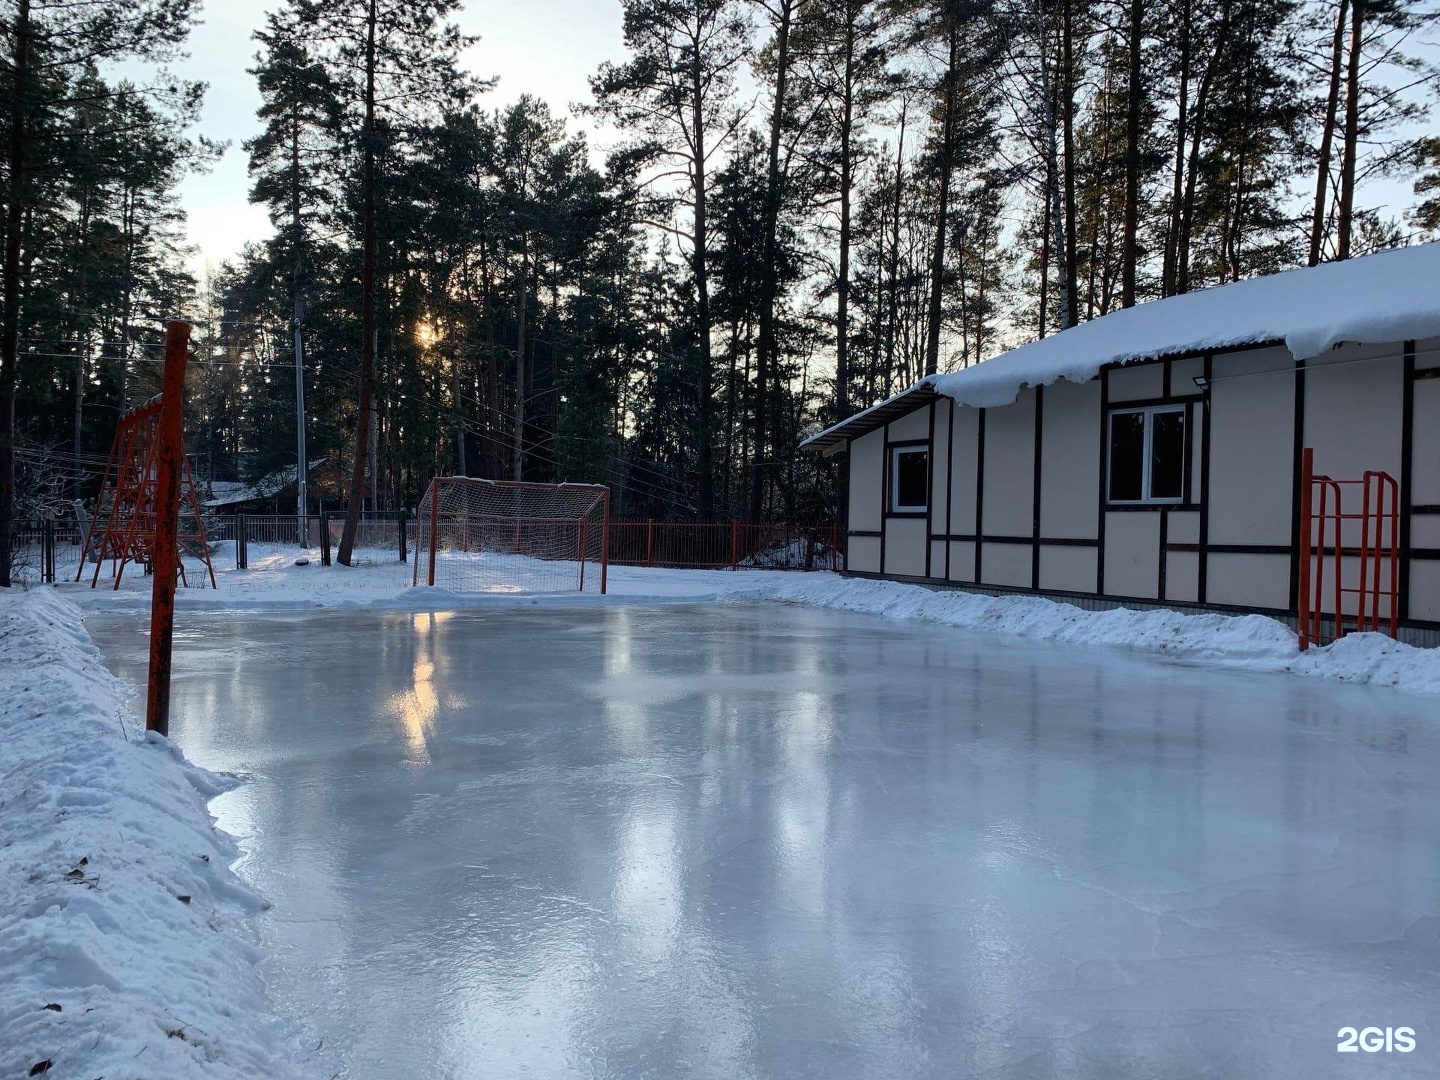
(76, 399), (216, 590)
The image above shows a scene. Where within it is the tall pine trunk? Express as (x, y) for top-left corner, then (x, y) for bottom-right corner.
(0, 0), (27, 586)
(692, 61), (714, 519)
(1336, 0), (1362, 260)
(835, 13), (856, 418)
(1310, 0), (1350, 265)
(751, 0), (793, 521)
(1163, 0), (1191, 297)
(338, 0), (378, 566)
(924, 15), (960, 378)
(1035, 0), (1070, 328)
(1120, 0), (1142, 308)
(1060, 0), (1079, 326)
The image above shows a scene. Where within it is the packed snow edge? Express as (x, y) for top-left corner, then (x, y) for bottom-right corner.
(0, 586), (308, 1080)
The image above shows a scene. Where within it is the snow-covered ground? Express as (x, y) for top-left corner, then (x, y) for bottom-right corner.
(50, 541), (1440, 695)
(0, 588), (303, 1080)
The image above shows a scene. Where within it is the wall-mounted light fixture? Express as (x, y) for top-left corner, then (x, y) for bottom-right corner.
(1192, 375), (1210, 389)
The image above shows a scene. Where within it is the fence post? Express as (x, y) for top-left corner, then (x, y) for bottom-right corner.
(42, 519), (54, 583)
(645, 519), (654, 568)
(236, 515), (248, 570)
(146, 320), (190, 738)
(577, 518), (588, 592)
(398, 509), (407, 562)
(600, 490), (609, 595)
(730, 521), (739, 571)
(320, 512), (331, 566)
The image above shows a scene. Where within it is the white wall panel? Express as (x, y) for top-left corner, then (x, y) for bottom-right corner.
(849, 428), (884, 533)
(1039, 380), (1101, 538)
(1208, 347), (1294, 545)
(982, 391), (1036, 537)
(1104, 512), (1160, 599)
(883, 518), (927, 577)
(1039, 545), (1097, 594)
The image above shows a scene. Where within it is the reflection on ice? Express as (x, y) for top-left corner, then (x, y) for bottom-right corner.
(84, 603), (1440, 1080)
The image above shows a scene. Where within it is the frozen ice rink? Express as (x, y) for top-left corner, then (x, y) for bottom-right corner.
(89, 604), (1440, 1079)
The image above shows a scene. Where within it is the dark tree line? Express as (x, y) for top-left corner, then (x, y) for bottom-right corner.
(2, 0), (1438, 580)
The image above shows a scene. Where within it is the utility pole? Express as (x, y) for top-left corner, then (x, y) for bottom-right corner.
(293, 296), (307, 544)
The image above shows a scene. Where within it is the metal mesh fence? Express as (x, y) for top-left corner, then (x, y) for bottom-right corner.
(606, 521), (841, 571)
(412, 478), (609, 594)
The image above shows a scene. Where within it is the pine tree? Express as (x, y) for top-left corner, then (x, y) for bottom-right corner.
(591, 0), (751, 518)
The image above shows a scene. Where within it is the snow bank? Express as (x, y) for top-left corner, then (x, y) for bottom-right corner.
(754, 575), (1440, 695)
(56, 547), (1440, 695)
(0, 587), (304, 1080)
(926, 241), (1440, 408)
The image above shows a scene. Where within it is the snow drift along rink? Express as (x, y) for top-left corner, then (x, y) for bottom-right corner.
(757, 574), (1440, 695)
(54, 544), (1440, 695)
(0, 588), (303, 1080)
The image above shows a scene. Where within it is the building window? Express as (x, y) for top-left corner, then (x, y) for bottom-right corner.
(1107, 406), (1186, 504)
(890, 445), (929, 513)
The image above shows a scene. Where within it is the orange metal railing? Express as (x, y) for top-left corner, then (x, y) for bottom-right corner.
(1297, 447), (1399, 650)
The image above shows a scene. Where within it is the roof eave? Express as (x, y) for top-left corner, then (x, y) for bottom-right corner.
(799, 384), (939, 453)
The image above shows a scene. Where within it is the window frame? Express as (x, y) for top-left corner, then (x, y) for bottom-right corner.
(888, 443), (930, 515)
(1106, 404), (1187, 506)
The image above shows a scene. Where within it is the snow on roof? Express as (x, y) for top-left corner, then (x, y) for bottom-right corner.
(931, 241), (1440, 409)
(203, 459), (326, 508)
(802, 242), (1440, 450)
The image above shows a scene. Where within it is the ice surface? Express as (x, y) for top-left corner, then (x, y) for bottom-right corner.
(87, 603), (1440, 1079)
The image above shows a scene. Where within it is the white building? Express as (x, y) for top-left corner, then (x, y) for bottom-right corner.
(803, 242), (1440, 645)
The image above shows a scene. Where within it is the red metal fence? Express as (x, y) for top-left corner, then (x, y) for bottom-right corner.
(607, 521), (841, 572)
(1297, 447), (1399, 650)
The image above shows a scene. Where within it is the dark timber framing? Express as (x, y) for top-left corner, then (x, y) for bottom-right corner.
(974, 409), (986, 583)
(1288, 358), (1307, 612)
(1031, 386), (1044, 589)
(944, 400), (955, 581)
(1198, 352), (1212, 603)
(829, 339), (1437, 636)
(1401, 341), (1416, 621)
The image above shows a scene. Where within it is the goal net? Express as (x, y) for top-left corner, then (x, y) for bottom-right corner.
(412, 477), (609, 594)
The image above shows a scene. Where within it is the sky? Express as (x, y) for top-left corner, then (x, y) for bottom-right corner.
(173, 0), (629, 275)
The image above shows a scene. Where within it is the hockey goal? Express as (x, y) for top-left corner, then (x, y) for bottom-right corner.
(412, 477), (610, 594)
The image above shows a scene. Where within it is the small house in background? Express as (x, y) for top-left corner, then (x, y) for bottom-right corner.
(202, 459), (328, 515)
(803, 242), (1440, 646)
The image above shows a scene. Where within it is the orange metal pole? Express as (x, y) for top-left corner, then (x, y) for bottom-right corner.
(1358, 474), (1373, 632)
(577, 517), (588, 592)
(600, 490), (610, 595)
(1386, 474), (1399, 638)
(146, 320), (190, 737)
(1329, 483), (1343, 643)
